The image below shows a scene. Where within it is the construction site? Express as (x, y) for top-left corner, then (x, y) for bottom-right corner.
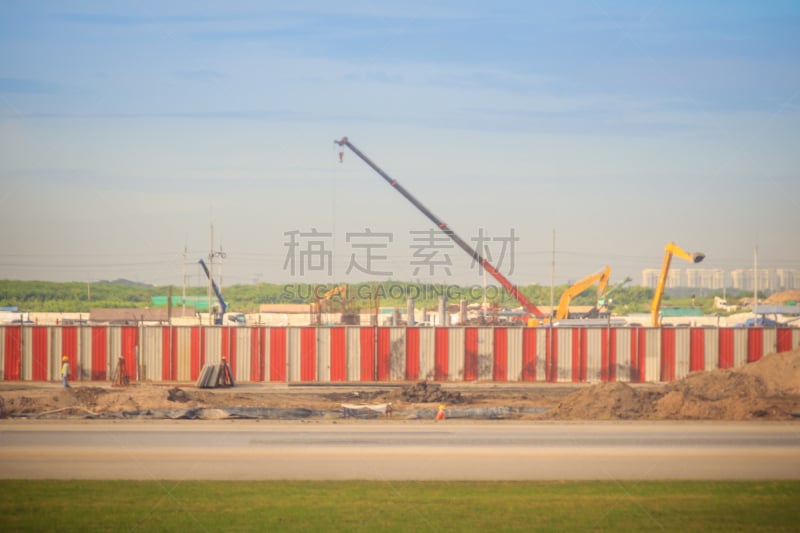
(7, 136), (797, 331)
(1, 346), (798, 421)
(0, 137), (798, 424)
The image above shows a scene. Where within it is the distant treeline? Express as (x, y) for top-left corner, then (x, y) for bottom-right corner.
(0, 279), (746, 315)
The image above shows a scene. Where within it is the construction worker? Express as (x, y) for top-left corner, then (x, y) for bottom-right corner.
(61, 356), (71, 388)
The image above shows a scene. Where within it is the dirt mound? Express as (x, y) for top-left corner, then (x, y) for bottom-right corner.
(548, 349), (800, 421)
(544, 382), (655, 420)
(654, 370), (770, 420)
(392, 382), (465, 404)
(765, 290), (800, 304)
(738, 351), (800, 396)
(0, 350), (797, 421)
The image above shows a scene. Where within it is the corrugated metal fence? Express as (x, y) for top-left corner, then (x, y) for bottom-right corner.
(1, 325), (798, 384)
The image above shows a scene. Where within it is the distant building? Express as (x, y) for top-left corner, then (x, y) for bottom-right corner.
(641, 269), (659, 288)
(776, 269), (800, 290)
(685, 269), (725, 290)
(641, 268), (681, 289)
(642, 267), (798, 291)
(730, 269), (774, 291)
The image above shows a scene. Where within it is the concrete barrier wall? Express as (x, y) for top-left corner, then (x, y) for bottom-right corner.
(1, 325), (798, 384)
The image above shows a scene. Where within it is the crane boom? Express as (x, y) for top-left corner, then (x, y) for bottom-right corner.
(335, 136), (544, 318)
(198, 258), (227, 317)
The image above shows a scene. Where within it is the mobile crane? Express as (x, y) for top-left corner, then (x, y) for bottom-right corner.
(650, 242), (705, 327)
(554, 266), (611, 320)
(335, 136), (546, 324)
(198, 258), (245, 325)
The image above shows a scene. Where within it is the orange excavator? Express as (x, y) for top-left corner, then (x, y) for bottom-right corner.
(650, 242), (705, 326)
(554, 266), (612, 320)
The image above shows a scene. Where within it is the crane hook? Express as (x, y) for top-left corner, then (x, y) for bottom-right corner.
(334, 138), (345, 163)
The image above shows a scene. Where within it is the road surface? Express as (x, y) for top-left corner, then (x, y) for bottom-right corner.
(1, 420), (798, 480)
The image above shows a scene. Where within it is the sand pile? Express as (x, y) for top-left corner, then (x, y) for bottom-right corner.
(542, 382), (653, 420)
(765, 290), (800, 304)
(654, 371), (771, 419)
(737, 351), (800, 396)
(549, 348), (800, 421)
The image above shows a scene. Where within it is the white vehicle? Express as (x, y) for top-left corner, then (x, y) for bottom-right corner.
(713, 296), (738, 312)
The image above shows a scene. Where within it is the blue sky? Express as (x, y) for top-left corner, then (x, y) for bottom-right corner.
(1, 1), (798, 289)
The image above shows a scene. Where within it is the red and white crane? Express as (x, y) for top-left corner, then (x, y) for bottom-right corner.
(334, 136), (545, 321)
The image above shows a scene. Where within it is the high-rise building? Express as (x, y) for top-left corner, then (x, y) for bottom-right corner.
(641, 268), (681, 289)
(730, 269), (773, 291)
(641, 267), (797, 290)
(641, 269), (659, 288)
(668, 269), (683, 288)
(685, 269), (725, 289)
(776, 269), (800, 290)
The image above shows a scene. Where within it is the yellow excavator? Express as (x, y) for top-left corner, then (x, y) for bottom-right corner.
(650, 242), (705, 327)
(311, 284), (348, 325)
(554, 266), (612, 320)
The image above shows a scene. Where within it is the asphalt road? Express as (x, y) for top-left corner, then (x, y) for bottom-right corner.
(1, 421), (798, 480)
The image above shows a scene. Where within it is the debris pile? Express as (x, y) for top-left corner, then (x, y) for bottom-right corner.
(167, 387), (190, 403)
(395, 382), (465, 404)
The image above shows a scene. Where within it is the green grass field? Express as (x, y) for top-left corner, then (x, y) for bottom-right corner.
(1, 480), (798, 532)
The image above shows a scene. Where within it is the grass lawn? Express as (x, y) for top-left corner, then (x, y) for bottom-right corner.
(1, 480), (798, 532)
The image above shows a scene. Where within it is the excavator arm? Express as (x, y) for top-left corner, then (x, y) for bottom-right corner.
(335, 136), (545, 319)
(312, 284), (347, 312)
(650, 242), (705, 327)
(598, 276), (632, 307)
(555, 266), (611, 320)
(311, 284), (349, 325)
(323, 285), (347, 300)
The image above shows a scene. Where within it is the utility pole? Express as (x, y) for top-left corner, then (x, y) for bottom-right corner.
(207, 223), (227, 326)
(208, 224), (214, 326)
(550, 229), (556, 317)
(182, 241), (187, 315)
(217, 245), (225, 295)
(549, 228), (555, 382)
(753, 246), (758, 314)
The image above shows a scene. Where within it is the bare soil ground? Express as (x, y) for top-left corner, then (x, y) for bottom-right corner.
(1, 349), (798, 421)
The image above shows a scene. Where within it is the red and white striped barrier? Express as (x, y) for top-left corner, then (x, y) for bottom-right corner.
(1, 325), (798, 383)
